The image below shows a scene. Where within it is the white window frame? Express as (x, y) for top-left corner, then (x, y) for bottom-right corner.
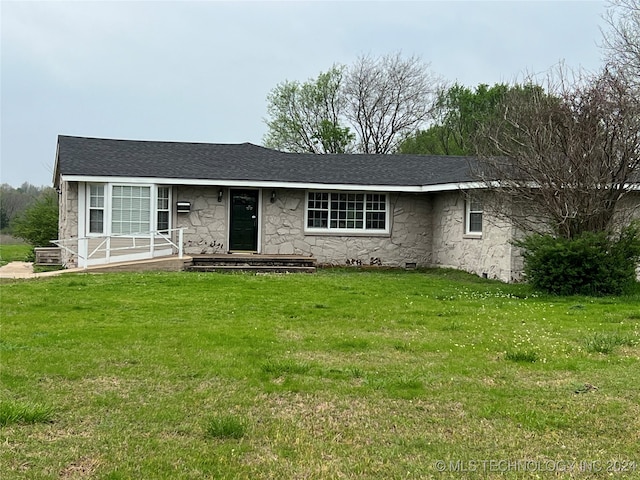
(84, 183), (171, 237)
(465, 194), (483, 236)
(88, 184), (105, 234)
(304, 191), (390, 235)
(111, 185), (152, 235)
(156, 186), (171, 233)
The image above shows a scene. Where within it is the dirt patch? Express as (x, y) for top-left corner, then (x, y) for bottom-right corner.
(59, 456), (101, 478)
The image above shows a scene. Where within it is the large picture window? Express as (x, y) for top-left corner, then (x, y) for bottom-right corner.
(306, 191), (388, 233)
(111, 186), (151, 235)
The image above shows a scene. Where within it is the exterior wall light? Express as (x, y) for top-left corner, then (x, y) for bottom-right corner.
(270, 190), (276, 203)
(218, 189), (223, 202)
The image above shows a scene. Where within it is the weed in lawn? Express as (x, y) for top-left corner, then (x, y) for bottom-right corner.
(0, 400), (54, 426)
(584, 331), (638, 354)
(333, 337), (370, 351)
(204, 414), (248, 439)
(386, 376), (426, 399)
(392, 341), (415, 352)
(441, 320), (463, 331)
(0, 340), (28, 352)
(504, 350), (539, 363)
(260, 359), (312, 376)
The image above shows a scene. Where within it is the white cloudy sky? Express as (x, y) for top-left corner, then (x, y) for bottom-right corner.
(1, 0), (607, 187)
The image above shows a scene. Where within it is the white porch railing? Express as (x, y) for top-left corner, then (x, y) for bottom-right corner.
(53, 227), (186, 269)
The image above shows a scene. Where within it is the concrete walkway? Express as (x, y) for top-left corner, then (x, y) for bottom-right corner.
(0, 261), (79, 279)
(0, 256), (191, 279)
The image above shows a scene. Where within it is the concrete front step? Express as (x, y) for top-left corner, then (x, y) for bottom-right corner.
(188, 254), (317, 272)
(186, 265), (316, 273)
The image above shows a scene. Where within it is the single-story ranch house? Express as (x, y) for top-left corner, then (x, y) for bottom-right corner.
(52, 135), (639, 282)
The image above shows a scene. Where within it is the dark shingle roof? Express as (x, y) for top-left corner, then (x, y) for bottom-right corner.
(55, 135), (478, 188)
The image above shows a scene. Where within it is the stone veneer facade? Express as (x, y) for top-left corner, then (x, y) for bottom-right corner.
(175, 187), (434, 268)
(430, 191), (522, 282)
(175, 186), (521, 281)
(56, 182), (639, 281)
(57, 181), (79, 268)
(57, 182), (526, 280)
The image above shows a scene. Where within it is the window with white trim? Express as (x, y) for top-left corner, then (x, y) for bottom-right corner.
(111, 185), (151, 235)
(89, 185), (105, 234)
(86, 184), (169, 236)
(157, 187), (170, 233)
(465, 195), (483, 235)
(306, 191), (388, 232)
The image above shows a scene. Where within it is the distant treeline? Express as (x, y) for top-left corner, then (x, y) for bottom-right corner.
(0, 183), (56, 233)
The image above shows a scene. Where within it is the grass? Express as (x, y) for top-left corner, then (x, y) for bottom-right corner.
(0, 400), (54, 426)
(504, 349), (539, 363)
(204, 414), (248, 439)
(0, 242), (31, 266)
(584, 331), (638, 354)
(1, 269), (639, 479)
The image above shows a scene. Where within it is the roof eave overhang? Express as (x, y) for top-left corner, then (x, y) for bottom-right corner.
(59, 174), (488, 192)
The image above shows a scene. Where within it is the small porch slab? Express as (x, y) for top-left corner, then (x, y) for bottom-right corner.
(186, 254), (317, 273)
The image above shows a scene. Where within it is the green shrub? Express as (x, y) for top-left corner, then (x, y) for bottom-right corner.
(11, 191), (59, 247)
(516, 224), (640, 296)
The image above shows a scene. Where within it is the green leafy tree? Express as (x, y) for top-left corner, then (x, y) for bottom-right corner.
(263, 66), (354, 153)
(0, 182), (45, 231)
(0, 206), (9, 231)
(11, 189), (59, 247)
(398, 83), (541, 155)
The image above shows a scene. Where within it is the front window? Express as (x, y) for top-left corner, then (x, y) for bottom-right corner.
(466, 194), (483, 235)
(111, 186), (151, 235)
(89, 185), (105, 233)
(306, 191), (388, 232)
(157, 187), (170, 233)
(86, 184), (169, 236)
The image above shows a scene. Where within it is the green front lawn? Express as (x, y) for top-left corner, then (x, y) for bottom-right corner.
(1, 270), (639, 479)
(0, 243), (31, 266)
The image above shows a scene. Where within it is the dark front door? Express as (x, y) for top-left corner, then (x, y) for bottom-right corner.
(229, 189), (259, 251)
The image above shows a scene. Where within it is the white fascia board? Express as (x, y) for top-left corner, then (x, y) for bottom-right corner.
(421, 181), (488, 192)
(60, 175), (489, 193)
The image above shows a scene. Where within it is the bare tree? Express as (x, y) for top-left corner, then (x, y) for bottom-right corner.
(475, 68), (640, 239)
(343, 53), (441, 154)
(602, 0), (640, 89)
